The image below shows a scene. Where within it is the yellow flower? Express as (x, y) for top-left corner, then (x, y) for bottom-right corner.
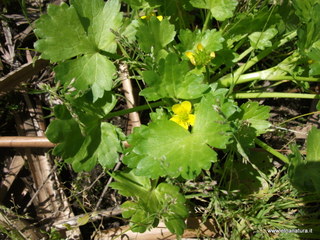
(140, 13), (163, 21)
(170, 101), (195, 129)
(185, 51), (196, 65)
(156, 15), (163, 21)
(197, 43), (204, 51)
(185, 43), (216, 66)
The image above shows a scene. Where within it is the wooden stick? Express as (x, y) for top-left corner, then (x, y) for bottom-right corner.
(0, 155), (25, 203)
(0, 136), (55, 148)
(0, 59), (49, 93)
(93, 217), (217, 240)
(0, 136), (131, 149)
(120, 62), (141, 134)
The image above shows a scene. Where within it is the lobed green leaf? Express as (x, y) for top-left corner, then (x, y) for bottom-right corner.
(110, 171), (188, 234)
(178, 29), (224, 53)
(239, 101), (271, 135)
(34, 3), (94, 62)
(140, 53), (209, 101)
(124, 93), (231, 180)
(71, 0), (122, 53)
(307, 127), (320, 162)
(54, 53), (116, 102)
(190, 0), (238, 21)
(136, 16), (176, 55)
(249, 28), (278, 50)
(46, 108), (123, 172)
(34, 0), (122, 101)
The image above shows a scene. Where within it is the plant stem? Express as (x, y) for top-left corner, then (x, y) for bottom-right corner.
(237, 30), (297, 73)
(105, 100), (165, 119)
(221, 30), (297, 85)
(202, 10), (211, 32)
(278, 111), (320, 126)
(232, 92), (320, 99)
(219, 71), (320, 87)
(212, 46), (254, 82)
(255, 138), (289, 164)
(185, 193), (210, 199)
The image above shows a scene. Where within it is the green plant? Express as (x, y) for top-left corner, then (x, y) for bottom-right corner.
(33, 0), (320, 236)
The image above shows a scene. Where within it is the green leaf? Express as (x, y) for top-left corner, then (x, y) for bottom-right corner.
(249, 28), (278, 50)
(110, 171), (188, 234)
(77, 214), (90, 226)
(136, 16), (176, 55)
(121, 19), (140, 43)
(307, 127), (320, 161)
(53, 104), (72, 120)
(289, 143), (320, 193)
(34, 0), (122, 101)
(228, 101), (270, 159)
(190, 0), (238, 21)
(306, 40), (320, 76)
(121, 0), (149, 9)
(155, 183), (188, 235)
(71, 0), (122, 53)
(290, 161), (320, 193)
(46, 118), (123, 172)
(289, 128), (320, 193)
(46, 118), (84, 159)
(124, 93), (231, 179)
(70, 122), (123, 171)
(54, 53), (116, 101)
(140, 53), (209, 101)
(293, 1), (320, 51)
(121, 201), (154, 232)
(292, 0), (320, 23)
(110, 170), (151, 198)
(233, 124), (257, 158)
(239, 101), (271, 135)
(69, 91), (117, 118)
(150, 108), (168, 122)
(34, 3), (94, 62)
(223, 6), (283, 44)
(228, 152), (276, 195)
(192, 94), (231, 149)
(158, 0), (194, 27)
(178, 29), (224, 53)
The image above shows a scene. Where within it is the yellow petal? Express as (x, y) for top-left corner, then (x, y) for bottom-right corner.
(172, 101), (192, 115)
(140, 15), (147, 19)
(170, 117), (188, 129)
(188, 114), (195, 126)
(210, 52), (216, 58)
(172, 103), (184, 115)
(157, 16), (163, 21)
(180, 101), (192, 113)
(185, 51), (196, 65)
(180, 122), (189, 129)
(170, 115), (187, 129)
(197, 43), (204, 51)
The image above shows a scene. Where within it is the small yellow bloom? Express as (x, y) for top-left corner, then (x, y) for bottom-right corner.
(140, 13), (163, 21)
(197, 43), (204, 51)
(185, 43), (216, 66)
(210, 52), (216, 58)
(185, 51), (196, 65)
(156, 15), (163, 21)
(170, 101), (195, 130)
